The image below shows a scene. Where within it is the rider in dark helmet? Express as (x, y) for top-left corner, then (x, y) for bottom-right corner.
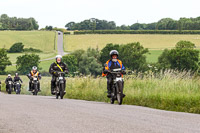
(102, 50), (125, 98)
(13, 73), (23, 91)
(27, 66), (42, 91)
(49, 55), (69, 95)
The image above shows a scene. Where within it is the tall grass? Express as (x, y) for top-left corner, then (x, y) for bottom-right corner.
(0, 70), (200, 114)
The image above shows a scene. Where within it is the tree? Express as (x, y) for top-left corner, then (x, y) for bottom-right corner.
(62, 55), (78, 74)
(0, 49), (11, 74)
(175, 40), (195, 49)
(65, 22), (75, 30)
(119, 42), (149, 72)
(45, 25), (53, 31)
(71, 49), (85, 64)
(79, 48), (102, 76)
(8, 42), (24, 53)
(158, 41), (199, 71)
(100, 43), (120, 65)
(16, 54), (40, 74)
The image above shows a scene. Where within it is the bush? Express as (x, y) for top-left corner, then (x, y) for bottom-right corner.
(16, 54), (40, 74)
(62, 55), (78, 75)
(0, 49), (11, 74)
(158, 41), (199, 71)
(8, 42), (24, 53)
(23, 47), (42, 53)
(100, 43), (120, 66)
(79, 48), (102, 76)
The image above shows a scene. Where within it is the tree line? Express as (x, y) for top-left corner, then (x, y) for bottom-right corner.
(65, 17), (200, 31)
(0, 14), (39, 30)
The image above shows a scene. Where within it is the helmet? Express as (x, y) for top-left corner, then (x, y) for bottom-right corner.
(8, 74), (11, 77)
(32, 66), (37, 71)
(110, 50), (119, 58)
(56, 55), (62, 59)
(15, 73), (18, 76)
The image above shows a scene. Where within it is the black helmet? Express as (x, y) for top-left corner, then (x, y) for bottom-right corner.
(110, 50), (119, 58)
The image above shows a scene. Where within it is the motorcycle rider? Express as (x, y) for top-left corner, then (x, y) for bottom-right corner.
(49, 55), (69, 95)
(27, 66), (41, 91)
(13, 73), (23, 91)
(5, 74), (13, 92)
(102, 50), (126, 98)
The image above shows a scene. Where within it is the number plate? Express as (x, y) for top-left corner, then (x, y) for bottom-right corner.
(116, 77), (122, 81)
(59, 77), (63, 80)
(33, 78), (37, 80)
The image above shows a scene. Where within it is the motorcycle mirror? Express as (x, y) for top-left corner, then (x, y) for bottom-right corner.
(104, 63), (108, 67)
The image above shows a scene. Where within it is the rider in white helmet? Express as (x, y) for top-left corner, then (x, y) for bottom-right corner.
(49, 55), (69, 95)
(5, 74), (13, 91)
(27, 66), (41, 91)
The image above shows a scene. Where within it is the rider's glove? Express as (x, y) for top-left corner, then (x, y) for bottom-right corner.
(121, 70), (126, 74)
(54, 71), (58, 76)
(103, 69), (109, 74)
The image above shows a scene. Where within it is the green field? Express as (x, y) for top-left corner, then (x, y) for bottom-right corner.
(0, 72), (200, 114)
(64, 34), (200, 51)
(0, 31), (57, 72)
(0, 31), (56, 52)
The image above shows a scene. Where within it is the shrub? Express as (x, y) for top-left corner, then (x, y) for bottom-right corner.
(8, 42), (24, 53)
(0, 49), (11, 74)
(158, 41), (199, 71)
(16, 54), (40, 74)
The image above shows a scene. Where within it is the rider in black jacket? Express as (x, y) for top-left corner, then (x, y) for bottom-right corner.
(13, 73), (23, 91)
(49, 55), (69, 95)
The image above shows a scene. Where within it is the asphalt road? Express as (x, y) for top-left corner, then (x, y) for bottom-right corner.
(0, 92), (200, 133)
(57, 31), (65, 56)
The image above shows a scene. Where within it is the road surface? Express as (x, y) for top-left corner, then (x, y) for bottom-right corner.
(0, 92), (200, 133)
(57, 31), (65, 56)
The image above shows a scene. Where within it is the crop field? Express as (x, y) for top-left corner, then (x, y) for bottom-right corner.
(64, 34), (200, 51)
(0, 31), (56, 52)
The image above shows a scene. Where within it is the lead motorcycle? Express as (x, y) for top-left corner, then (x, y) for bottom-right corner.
(55, 72), (66, 99)
(105, 65), (126, 105)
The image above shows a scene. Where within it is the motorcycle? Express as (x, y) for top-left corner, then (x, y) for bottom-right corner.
(106, 67), (126, 105)
(55, 72), (66, 99)
(31, 76), (40, 95)
(14, 81), (21, 94)
(7, 81), (13, 94)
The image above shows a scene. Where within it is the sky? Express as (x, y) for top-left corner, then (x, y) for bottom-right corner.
(1, 0), (200, 29)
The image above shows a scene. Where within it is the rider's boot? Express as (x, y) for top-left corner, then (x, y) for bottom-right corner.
(38, 82), (41, 92)
(28, 82), (31, 91)
(51, 84), (55, 95)
(107, 87), (111, 98)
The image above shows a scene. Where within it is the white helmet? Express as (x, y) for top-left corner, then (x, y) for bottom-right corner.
(8, 74), (11, 77)
(32, 66), (37, 71)
(56, 55), (62, 59)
